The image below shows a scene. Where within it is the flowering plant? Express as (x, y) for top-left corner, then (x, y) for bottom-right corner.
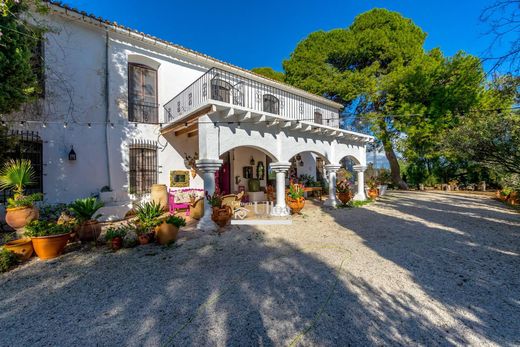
(287, 181), (305, 200)
(205, 189), (222, 208)
(336, 179), (351, 193)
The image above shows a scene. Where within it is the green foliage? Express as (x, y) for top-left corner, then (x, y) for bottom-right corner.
(0, 247), (18, 273)
(69, 197), (104, 223)
(0, 0), (46, 114)
(287, 182), (304, 199)
(39, 203), (71, 222)
(24, 220), (74, 237)
(251, 67), (285, 82)
(7, 192), (42, 208)
(135, 201), (163, 229)
(105, 225), (128, 241)
(0, 159), (35, 196)
(336, 179), (351, 193)
(205, 190), (222, 207)
(165, 214), (186, 228)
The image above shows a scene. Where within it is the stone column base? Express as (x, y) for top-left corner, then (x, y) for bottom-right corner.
(270, 205), (290, 216)
(197, 214), (220, 232)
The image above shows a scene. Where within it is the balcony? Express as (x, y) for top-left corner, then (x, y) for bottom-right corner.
(163, 68), (341, 128)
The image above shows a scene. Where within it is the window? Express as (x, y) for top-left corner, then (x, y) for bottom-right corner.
(263, 94), (279, 114)
(0, 131), (43, 204)
(128, 63), (158, 123)
(314, 111), (323, 124)
(211, 78), (231, 103)
(129, 142), (157, 195)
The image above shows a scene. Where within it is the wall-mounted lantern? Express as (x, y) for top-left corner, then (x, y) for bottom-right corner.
(250, 156), (255, 166)
(68, 146), (77, 161)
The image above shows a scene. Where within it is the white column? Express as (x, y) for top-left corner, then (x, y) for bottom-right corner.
(270, 162), (291, 216)
(196, 159), (223, 231)
(353, 165), (367, 201)
(324, 164), (341, 207)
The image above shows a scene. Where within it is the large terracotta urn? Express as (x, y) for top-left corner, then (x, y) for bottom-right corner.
(155, 221), (179, 245)
(5, 206), (39, 230)
(31, 233), (71, 260)
(211, 206), (232, 228)
(286, 197), (305, 214)
(151, 184), (169, 211)
(337, 192), (352, 205)
(76, 220), (102, 242)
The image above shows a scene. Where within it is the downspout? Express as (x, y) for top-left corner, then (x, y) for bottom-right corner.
(104, 30), (113, 190)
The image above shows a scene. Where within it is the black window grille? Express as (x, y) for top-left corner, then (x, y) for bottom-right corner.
(263, 94), (279, 114)
(129, 141), (157, 195)
(128, 63), (158, 123)
(0, 131), (43, 204)
(211, 78), (231, 103)
(314, 111), (323, 124)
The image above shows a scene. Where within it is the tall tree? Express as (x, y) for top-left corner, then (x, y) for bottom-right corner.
(283, 9), (484, 189)
(251, 67), (285, 82)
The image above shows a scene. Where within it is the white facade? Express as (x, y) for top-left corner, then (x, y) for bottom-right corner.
(2, 3), (373, 225)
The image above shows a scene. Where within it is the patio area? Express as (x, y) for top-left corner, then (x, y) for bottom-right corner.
(1, 191), (519, 346)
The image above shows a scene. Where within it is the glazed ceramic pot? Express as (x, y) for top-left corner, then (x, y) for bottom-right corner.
(5, 206), (39, 230)
(367, 189), (379, 199)
(4, 238), (33, 261)
(286, 197), (305, 214)
(76, 220), (102, 242)
(31, 233), (71, 260)
(211, 206), (232, 228)
(155, 221), (179, 245)
(337, 192), (351, 205)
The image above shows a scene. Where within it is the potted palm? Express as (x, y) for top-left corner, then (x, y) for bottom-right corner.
(105, 225), (127, 251)
(156, 214), (186, 245)
(69, 197), (104, 242)
(286, 182), (305, 214)
(0, 159), (42, 231)
(24, 220), (74, 260)
(206, 190), (231, 228)
(135, 201), (163, 244)
(336, 179), (352, 205)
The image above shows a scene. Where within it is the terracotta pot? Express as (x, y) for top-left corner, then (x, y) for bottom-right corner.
(337, 192), (351, 205)
(286, 197), (305, 214)
(138, 234), (150, 245)
(151, 184), (169, 211)
(155, 221), (179, 245)
(4, 238), (33, 261)
(5, 206), (39, 230)
(76, 220), (102, 242)
(211, 206), (232, 228)
(507, 192), (519, 205)
(31, 233), (71, 260)
(368, 189), (379, 199)
(111, 237), (122, 250)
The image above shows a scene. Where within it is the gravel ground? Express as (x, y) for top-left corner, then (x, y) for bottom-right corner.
(1, 191), (519, 346)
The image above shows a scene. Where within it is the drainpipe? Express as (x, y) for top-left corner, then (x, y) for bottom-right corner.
(104, 30), (113, 190)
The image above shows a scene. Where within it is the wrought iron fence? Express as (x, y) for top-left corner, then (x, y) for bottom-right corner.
(0, 130), (43, 204)
(163, 68), (340, 127)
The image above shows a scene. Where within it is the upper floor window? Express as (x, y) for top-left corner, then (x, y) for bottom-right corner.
(314, 111), (323, 124)
(263, 94), (279, 115)
(128, 63), (158, 123)
(211, 78), (232, 103)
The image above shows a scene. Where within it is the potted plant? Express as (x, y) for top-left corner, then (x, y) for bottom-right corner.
(336, 179), (352, 205)
(0, 159), (42, 231)
(206, 190), (231, 228)
(0, 247), (19, 273)
(135, 201), (163, 243)
(156, 214), (186, 245)
(366, 177), (379, 199)
(69, 197), (104, 242)
(24, 220), (74, 260)
(105, 225), (127, 251)
(286, 182), (305, 214)
(4, 238), (33, 261)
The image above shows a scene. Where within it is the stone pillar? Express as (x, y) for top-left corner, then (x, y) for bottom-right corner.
(196, 159), (223, 231)
(353, 165), (367, 201)
(270, 162), (291, 216)
(324, 164), (341, 207)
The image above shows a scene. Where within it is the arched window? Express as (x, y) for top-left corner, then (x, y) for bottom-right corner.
(263, 94), (279, 114)
(314, 111), (323, 124)
(211, 78), (232, 103)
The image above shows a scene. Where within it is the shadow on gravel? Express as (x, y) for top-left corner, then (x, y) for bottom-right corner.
(326, 191), (520, 346)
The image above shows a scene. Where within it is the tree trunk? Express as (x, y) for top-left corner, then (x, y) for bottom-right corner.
(377, 119), (409, 190)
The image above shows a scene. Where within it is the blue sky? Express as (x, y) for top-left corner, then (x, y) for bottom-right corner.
(64, 0), (508, 73)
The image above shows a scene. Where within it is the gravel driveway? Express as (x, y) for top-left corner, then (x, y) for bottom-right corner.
(1, 191), (519, 346)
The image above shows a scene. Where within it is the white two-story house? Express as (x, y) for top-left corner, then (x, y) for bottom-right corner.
(2, 1), (372, 230)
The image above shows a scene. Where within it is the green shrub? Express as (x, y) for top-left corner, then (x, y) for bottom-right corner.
(135, 201), (163, 229)
(0, 248), (18, 273)
(24, 220), (74, 237)
(105, 226), (128, 241)
(165, 215), (186, 228)
(69, 197), (104, 223)
(7, 192), (43, 208)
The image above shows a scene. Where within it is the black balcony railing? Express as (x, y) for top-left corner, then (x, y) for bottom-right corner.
(129, 102), (159, 124)
(163, 68), (340, 127)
